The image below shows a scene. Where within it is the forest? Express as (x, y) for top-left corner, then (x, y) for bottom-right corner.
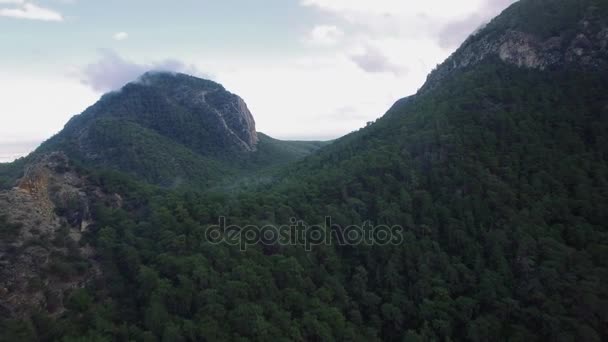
(2, 59), (607, 341)
(1, 0), (608, 340)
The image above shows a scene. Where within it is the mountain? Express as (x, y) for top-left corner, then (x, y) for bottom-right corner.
(1, 0), (608, 341)
(29, 72), (326, 187)
(245, 0), (608, 339)
(423, 0), (608, 92)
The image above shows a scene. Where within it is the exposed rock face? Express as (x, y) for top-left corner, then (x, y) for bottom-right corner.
(138, 72), (259, 152)
(0, 152), (118, 318)
(423, 3), (608, 91)
(214, 95), (259, 151)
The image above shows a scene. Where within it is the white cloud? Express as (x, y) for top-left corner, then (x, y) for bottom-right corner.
(349, 46), (405, 75)
(237, 0), (516, 139)
(301, 0), (487, 20)
(211, 49), (430, 140)
(209, 1), (517, 140)
(306, 25), (344, 46)
(113, 32), (128, 41)
(301, 0), (518, 48)
(438, 0), (517, 48)
(79, 50), (206, 93)
(0, 2), (63, 21)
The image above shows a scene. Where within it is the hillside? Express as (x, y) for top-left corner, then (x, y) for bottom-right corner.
(1, 0), (608, 341)
(0, 73), (326, 188)
(259, 60), (608, 340)
(424, 0), (608, 91)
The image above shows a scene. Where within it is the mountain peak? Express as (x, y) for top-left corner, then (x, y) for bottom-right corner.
(135, 71), (223, 90)
(128, 71), (259, 152)
(422, 0), (608, 91)
(76, 72), (258, 153)
(35, 72), (262, 185)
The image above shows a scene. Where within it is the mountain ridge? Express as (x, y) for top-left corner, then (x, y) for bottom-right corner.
(422, 0), (608, 92)
(1, 0), (608, 340)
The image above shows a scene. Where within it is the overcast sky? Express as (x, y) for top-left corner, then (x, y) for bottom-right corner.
(0, 0), (517, 162)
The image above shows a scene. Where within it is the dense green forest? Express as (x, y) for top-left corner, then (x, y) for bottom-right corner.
(0, 159), (26, 190)
(2, 0), (608, 340)
(3, 58), (607, 341)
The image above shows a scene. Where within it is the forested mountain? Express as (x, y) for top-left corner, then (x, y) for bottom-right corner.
(16, 72), (326, 188)
(1, 0), (608, 341)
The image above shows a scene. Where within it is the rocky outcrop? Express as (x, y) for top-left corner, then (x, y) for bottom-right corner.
(422, 3), (608, 91)
(139, 72), (259, 152)
(0, 152), (118, 318)
(187, 84), (259, 152)
(214, 94), (259, 152)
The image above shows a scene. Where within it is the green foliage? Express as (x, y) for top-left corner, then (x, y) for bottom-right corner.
(10, 59), (606, 341)
(66, 289), (93, 313)
(33, 73), (326, 188)
(0, 214), (22, 241)
(486, 0), (608, 39)
(0, 319), (36, 342)
(0, 157), (26, 190)
(2, 2), (608, 340)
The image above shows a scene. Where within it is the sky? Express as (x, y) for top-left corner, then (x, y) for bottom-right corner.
(0, 0), (517, 162)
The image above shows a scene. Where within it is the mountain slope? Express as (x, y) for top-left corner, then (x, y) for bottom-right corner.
(0, 153), (119, 319)
(424, 0), (608, 92)
(2, 0), (608, 341)
(246, 1), (608, 338)
(24, 72), (326, 187)
(63, 61), (605, 341)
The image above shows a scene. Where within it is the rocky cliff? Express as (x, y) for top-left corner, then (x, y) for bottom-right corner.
(137, 72), (259, 152)
(423, 0), (608, 91)
(0, 152), (119, 318)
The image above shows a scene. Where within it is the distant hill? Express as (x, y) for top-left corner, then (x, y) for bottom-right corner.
(1, 72), (327, 188)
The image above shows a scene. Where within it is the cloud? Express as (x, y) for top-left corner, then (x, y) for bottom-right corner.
(299, 0), (492, 80)
(306, 25), (344, 46)
(79, 50), (205, 93)
(274, 0), (519, 139)
(301, 0), (489, 21)
(438, 14), (486, 48)
(213, 52), (418, 140)
(0, 2), (63, 21)
(301, 0), (518, 48)
(438, 0), (518, 48)
(350, 46), (405, 75)
(113, 32), (128, 41)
